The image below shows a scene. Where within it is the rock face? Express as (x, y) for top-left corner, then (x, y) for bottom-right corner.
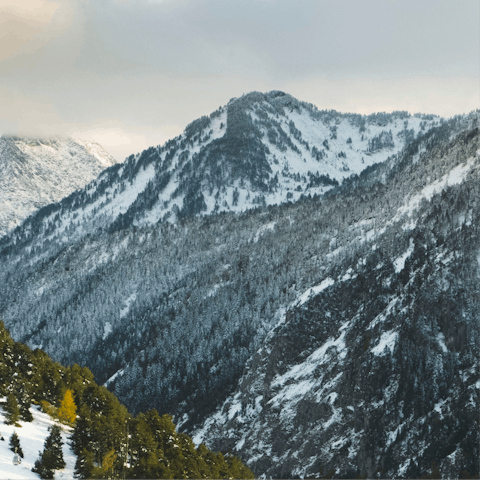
(0, 135), (117, 237)
(192, 126), (480, 479)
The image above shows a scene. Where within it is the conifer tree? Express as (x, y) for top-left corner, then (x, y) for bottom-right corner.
(44, 424), (66, 470)
(58, 388), (77, 425)
(17, 385), (34, 422)
(4, 393), (20, 425)
(9, 432), (23, 458)
(32, 449), (55, 479)
(33, 424), (66, 478)
(70, 406), (93, 455)
(73, 448), (95, 479)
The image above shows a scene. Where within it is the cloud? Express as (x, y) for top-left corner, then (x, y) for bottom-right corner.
(0, 0), (477, 162)
(0, 85), (69, 136)
(69, 123), (184, 161)
(0, 0), (74, 60)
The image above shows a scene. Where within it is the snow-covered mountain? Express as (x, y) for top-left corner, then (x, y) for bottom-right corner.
(0, 135), (117, 237)
(191, 124), (480, 478)
(0, 92), (478, 478)
(0, 92), (440, 254)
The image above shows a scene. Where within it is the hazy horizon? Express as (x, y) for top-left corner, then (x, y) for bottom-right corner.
(1, 0), (478, 161)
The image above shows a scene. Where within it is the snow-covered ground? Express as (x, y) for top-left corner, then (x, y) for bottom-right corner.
(0, 403), (76, 479)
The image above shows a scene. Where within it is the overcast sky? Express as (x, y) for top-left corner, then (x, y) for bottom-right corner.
(1, 0), (478, 160)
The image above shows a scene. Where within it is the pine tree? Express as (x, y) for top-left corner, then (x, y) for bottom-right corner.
(4, 393), (20, 425)
(9, 432), (24, 458)
(33, 424), (66, 477)
(58, 388), (77, 425)
(69, 406), (93, 455)
(36, 451), (57, 479)
(17, 385), (34, 422)
(73, 448), (95, 479)
(44, 424), (66, 470)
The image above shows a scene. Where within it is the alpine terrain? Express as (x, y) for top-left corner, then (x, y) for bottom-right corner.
(0, 135), (117, 237)
(0, 91), (478, 478)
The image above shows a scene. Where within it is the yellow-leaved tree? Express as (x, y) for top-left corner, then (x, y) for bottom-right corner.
(58, 389), (77, 425)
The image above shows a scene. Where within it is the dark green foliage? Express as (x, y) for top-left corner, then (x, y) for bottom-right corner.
(73, 448), (95, 479)
(32, 423), (67, 477)
(4, 393), (20, 425)
(17, 385), (34, 422)
(0, 322), (253, 479)
(32, 449), (56, 479)
(9, 431), (23, 458)
(44, 424), (66, 469)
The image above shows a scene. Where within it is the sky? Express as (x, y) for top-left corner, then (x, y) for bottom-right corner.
(0, 0), (478, 161)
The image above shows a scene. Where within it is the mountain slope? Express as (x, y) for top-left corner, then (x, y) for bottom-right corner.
(0, 321), (254, 479)
(0, 405), (77, 480)
(0, 94), (477, 478)
(0, 135), (117, 237)
(192, 126), (480, 478)
(0, 92), (440, 257)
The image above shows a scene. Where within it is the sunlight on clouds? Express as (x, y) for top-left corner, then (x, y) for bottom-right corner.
(70, 125), (183, 161)
(0, 85), (69, 136)
(0, 0), (73, 60)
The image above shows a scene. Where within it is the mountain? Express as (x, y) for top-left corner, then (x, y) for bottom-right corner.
(0, 92), (440, 253)
(0, 135), (117, 237)
(0, 92), (478, 478)
(191, 123), (480, 478)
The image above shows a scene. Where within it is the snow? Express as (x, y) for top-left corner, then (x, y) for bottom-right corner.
(253, 222), (276, 242)
(0, 135), (117, 237)
(120, 292), (137, 319)
(394, 239), (414, 273)
(371, 330), (398, 356)
(102, 322), (113, 340)
(293, 277), (335, 307)
(395, 155), (477, 220)
(0, 405), (76, 479)
(437, 332), (448, 353)
(228, 402), (242, 420)
(104, 368), (125, 386)
(271, 329), (347, 388)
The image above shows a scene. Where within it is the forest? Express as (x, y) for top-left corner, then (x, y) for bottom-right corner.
(0, 321), (254, 479)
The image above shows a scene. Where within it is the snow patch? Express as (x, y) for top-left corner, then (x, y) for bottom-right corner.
(371, 330), (398, 356)
(437, 332), (448, 353)
(293, 277), (335, 307)
(394, 239), (414, 273)
(0, 405), (77, 479)
(120, 292), (137, 319)
(102, 322), (113, 340)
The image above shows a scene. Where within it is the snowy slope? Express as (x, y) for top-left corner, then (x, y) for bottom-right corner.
(0, 403), (76, 479)
(191, 128), (480, 478)
(0, 135), (117, 237)
(0, 92), (442, 261)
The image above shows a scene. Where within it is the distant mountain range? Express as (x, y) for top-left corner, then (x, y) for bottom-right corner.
(0, 92), (478, 478)
(0, 135), (117, 237)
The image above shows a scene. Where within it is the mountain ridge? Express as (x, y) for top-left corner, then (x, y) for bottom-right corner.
(0, 134), (118, 237)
